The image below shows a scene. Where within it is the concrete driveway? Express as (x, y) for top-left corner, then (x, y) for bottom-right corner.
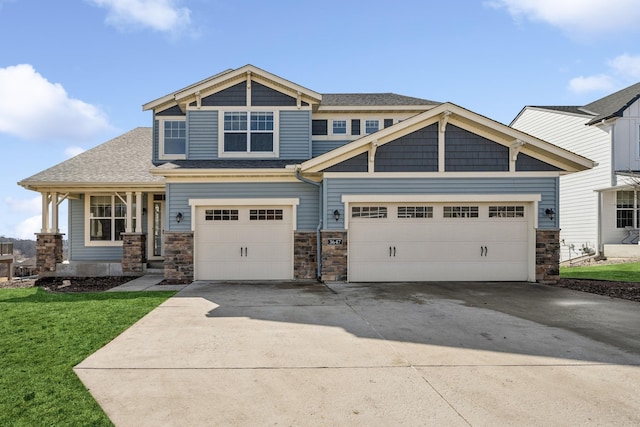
(75, 281), (640, 426)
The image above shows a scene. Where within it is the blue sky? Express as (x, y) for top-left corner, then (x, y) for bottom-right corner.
(2, 0), (640, 239)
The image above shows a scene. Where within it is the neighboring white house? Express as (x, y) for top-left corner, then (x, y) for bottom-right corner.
(512, 82), (640, 261)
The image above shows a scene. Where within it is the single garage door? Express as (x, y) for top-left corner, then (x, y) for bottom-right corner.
(194, 206), (293, 280)
(349, 203), (530, 282)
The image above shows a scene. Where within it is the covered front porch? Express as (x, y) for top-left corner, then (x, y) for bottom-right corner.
(599, 180), (640, 258)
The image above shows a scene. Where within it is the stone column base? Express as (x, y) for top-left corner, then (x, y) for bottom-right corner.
(122, 233), (146, 274)
(164, 231), (194, 281)
(36, 233), (64, 276)
(294, 231), (318, 279)
(536, 229), (560, 283)
(321, 231), (347, 282)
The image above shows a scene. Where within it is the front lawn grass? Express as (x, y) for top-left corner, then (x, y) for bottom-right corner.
(560, 262), (640, 282)
(0, 287), (175, 426)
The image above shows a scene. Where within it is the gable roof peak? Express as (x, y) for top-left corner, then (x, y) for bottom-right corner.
(583, 80), (640, 125)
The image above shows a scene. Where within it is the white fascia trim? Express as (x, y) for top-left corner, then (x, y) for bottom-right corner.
(165, 176), (300, 183)
(324, 172), (562, 179)
(188, 197), (300, 231)
(152, 168), (295, 177)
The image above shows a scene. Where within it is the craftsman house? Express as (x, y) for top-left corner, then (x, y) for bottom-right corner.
(512, 82), (640, 261)
(20, 65), (594, 282)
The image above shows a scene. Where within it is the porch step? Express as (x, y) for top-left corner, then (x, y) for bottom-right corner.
(147, 261), (164, 269)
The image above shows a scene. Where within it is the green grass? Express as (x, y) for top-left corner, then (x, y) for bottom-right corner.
(560, 262), (640, 282)
(0, 287), (175, 427)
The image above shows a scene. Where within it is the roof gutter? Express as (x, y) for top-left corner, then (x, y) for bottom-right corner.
(295, 167), (323, 281)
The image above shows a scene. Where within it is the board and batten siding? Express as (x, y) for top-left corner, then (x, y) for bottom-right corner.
(68, 198), (123, 261)
(512, 108), (611, 260)
(615, 97), (640, 171)
(187, 110), (218, 159)
(279, 110), (312, 159)
(323, 177), (558, 230)
(166, 182), (320, 231)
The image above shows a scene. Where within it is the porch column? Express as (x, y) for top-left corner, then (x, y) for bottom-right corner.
(126, 192), (133, 233)
(135, 192), (143, 233)
(41, 192), (50, 233)
(51, 191), (58, 233)
(36, 232), (64, 276)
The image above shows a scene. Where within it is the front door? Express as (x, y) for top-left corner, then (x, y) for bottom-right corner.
(150, 197), (165, 259)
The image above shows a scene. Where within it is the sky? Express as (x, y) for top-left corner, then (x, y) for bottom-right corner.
(2, 0), (640, 240)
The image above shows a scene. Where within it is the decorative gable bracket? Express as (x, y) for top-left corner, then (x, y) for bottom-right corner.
(509, 139), (526, 172)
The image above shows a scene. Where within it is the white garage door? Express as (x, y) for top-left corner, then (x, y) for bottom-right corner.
(349, 203), (530, 282)
(194, 206), (293, 280)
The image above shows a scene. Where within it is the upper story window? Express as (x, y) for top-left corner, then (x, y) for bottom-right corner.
(332, 120), (347, 135)
(365, 120), (379, 134)
(222, 111), (276, 156)
(159, 118), (186, 160)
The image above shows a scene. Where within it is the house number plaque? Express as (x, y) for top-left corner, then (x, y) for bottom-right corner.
(327, 238), (343, 245)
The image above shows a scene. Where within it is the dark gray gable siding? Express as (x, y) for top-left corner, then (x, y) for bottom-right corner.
(156, 105), (185, 116)
(374, 124), (438, 172)
(516, 153), (562, 171)
(312, 140), (351, 157)
(251, 82), (297, 106)
(167, 182), (319, 231)
(324, 177), (559, 229)
(198, 82), (246, 106)
(445, 125), (509, 172)
(280, 110), (311, 159)
(325, 152), (368, 172)
(153, 119), (159, 163)
(187, 110), (218, 159)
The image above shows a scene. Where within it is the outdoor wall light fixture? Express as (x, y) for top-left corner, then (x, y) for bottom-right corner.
(333, 209), (341, 221)
(545, 208), (555, 221)
(176, 212), (183, 223)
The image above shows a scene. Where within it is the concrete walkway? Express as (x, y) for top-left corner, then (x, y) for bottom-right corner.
(76, 281), (640, 426)
(106, 274), (189, 292)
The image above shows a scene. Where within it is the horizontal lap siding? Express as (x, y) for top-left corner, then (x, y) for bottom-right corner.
(167, 182), (319, 231)
(324, 177), (558, 229)
(280, 111), (311, 159)
(68, 198), (123, 261)
(312, 140), (351, 157)
(188, 110), (218, 159)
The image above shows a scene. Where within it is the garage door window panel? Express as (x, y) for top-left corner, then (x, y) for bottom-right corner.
(205, 209), (239, 221)
(398, 206), (433, 218)
(250, 209), (283, 221)
(443, 206), (479, 218)
(489, 206), (525, 218)
(352, 206), (387, 218)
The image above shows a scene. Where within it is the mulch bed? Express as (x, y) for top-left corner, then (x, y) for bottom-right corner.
(553, 278), (640, 303)
(34, 276), (134, 293)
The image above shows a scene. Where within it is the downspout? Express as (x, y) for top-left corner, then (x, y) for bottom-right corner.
(295, 167), (323, 281)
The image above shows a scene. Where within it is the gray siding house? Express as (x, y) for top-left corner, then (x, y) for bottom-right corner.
(19, 65), (594, 282)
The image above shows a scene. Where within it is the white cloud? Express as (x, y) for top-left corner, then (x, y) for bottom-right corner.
(89, 0), (191, 33)
(608, 54), (640, 80)
(568, 74), (615, 94)
(5, 196), (41, 214)
(488, 0), (640, 36)
(64, 146), (86, 158)
(0, 64), (112, 141)
(13, 215), (41, 240)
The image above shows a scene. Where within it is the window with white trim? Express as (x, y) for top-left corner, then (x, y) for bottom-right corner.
(443, 206), (479, 218)
(88, 195), (136, 242)
(616, 191), (640, 228)
(224, 111), (274, 153)
(159, 118), (186, 160)
(332, 120), (347, 135)
(365, 120), (379, 134)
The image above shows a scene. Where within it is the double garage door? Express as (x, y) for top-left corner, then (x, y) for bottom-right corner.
(349, 203), (531, 282)
(194, 205), (293, 280)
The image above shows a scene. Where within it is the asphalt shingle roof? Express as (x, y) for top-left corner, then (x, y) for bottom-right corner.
(19, 127), (163, 185)
(320, 93), (440, 106)
(582, 82), (640, 125)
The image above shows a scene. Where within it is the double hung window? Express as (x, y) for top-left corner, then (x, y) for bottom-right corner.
(616, 191), (640, 228)
(88, 195), (136, 242)
(224, 111), (274, 153)
(159, 118), (186, 159)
